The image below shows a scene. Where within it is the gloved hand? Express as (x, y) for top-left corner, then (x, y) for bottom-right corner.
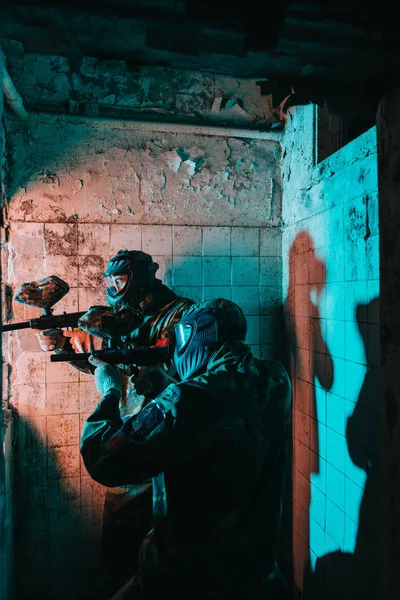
(88, 354), (122, 399)
(64, 329), (102, 353)
(33, 328), (66, 352)
(132, 365), (176, 399)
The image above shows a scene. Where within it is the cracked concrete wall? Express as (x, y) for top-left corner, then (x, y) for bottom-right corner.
(282, 105), (380, 599)
(5, 51), (273, 127)
(5, 114), (281, 226)
(2, 108), (282, 599)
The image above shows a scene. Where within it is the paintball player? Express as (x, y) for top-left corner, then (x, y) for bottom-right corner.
(81, 298), (292, 600)
(34, 250), (194, 594)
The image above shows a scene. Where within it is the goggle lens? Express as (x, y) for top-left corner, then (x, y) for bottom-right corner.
(174, 323), (193, 354)
(104, 274), (129, 296)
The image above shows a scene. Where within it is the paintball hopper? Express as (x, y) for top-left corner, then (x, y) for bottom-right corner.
(14, 276), (70, 314)
(3, 276), (86, 333)
(77, 305), (144, 342)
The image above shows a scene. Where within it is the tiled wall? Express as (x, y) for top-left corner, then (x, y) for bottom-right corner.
(7, 223), (282, 357)
(282, 107), (380, 599)
(1, 50), (14, 600)
(5, 224), (282, 599)
(3, 114), (282, 599)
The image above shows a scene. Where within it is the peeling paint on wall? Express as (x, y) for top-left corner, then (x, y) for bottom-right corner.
(5, 115), (281, 227)
(6, 54), (273, 128)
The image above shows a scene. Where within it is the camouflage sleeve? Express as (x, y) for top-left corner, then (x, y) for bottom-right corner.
(80, 384), (181, 486)
(80, 381), (220, 487)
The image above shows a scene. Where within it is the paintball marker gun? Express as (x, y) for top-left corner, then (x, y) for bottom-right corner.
(2, 276), (86, 333)
(2, 276), (146, 356)
(77, 304), (144, 349)
(49, 344), (170, 366)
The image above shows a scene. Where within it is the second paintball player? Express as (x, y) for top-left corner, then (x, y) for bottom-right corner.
(81, 298), (292, 600)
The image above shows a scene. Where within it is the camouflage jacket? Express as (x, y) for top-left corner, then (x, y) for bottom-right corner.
(92, 285), (194, 514)
(80, 341), (292, 599)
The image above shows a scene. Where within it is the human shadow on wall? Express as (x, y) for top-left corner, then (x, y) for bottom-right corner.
(304, 297), (381, 600)
(283, 231), (334, 593)
(12, 414), (111, 600)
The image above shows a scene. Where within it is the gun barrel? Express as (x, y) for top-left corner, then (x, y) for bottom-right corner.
(50, 352), (91, 362)
(2, 321), (31, 332)
(50, 347), (170, 365)
(2, 311), (87, 333)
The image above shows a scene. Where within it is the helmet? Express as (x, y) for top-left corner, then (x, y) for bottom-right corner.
(173, 298), (247, 380)
(102, 250), (159, 308)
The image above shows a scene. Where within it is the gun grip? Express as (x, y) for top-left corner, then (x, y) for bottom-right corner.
(40, 328), (62, 337)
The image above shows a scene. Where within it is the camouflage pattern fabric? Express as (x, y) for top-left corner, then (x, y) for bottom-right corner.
(98, 286), (194, 594)
(81, 339), (291, 600)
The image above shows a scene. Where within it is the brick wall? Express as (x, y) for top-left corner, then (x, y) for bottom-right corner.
(2, 113), (282, 599)
(282, 106), (380, 599)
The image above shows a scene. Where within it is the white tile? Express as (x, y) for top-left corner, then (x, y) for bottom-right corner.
(231, 227), (259, 256)
(232, 257), (259, 286)
(260, 227), (281, 256)
(344, 239), (367, 282)
(260, 256), (281, 286)
(203, 257), (231, 286)
(326, 319), (345, 359)
(78, 224), (110, 256)
(366, 235), (379, 280)
(260, 286), (282, 314)
(173, 256), (202, 286)
(142, 225), (172, 255)
(153, 255), (173, 287)
(325, 244), (344, 283)
(110, 224), (141, 254)
(173, 226), (202, 255)
(202, 227), (230, 256)
(231, 286), (260, 315)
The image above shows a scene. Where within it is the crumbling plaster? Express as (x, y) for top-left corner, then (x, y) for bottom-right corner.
(5, 114), (282, 227)
(5, 52), (273, 127)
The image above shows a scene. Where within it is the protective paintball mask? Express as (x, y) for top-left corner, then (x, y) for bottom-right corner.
(174, 308), (222, 381)
(102, 250), (159, 309)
